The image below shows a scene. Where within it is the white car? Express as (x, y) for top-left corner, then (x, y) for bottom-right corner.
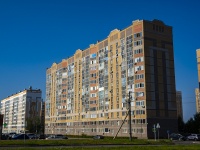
(46, 134), (67, 139)
(187, 134), (199, 141)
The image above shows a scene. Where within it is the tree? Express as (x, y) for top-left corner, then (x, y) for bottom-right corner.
(178, 115), (185, 133)
(184, 112), (200, 134)
(193, 113), (200, 133)
(26, 116), (41, 134)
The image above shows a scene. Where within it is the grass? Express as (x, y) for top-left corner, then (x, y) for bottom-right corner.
(2, 145), (200, 150)
(0, 138), (173, 147)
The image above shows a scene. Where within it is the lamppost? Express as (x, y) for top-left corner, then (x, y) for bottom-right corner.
(156, 123), (160, 140)
(128, 91), (132, 141)
(113, 91), (136, 140)
(135, 105), (145, 139)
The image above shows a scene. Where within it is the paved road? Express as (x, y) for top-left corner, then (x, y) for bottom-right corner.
(173, 140), (200, 145)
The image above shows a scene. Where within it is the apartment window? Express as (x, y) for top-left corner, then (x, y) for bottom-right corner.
(134, 40), (142, 46)
(134, 32), (142, 38)
(136, 92), (144, 97)
(90, 60), (96, 64)
(90, 80), (96, 84)
(135, 83), (145, 88)
(111, 121), (114, 126)
(90, 66), (96, 70)
(111, 112), (114, 118)
(136, 110), (145, 115)
(117, 112), (119, 117)
(91, 73), (96, 77)
(90, 93), (96, 97)
(135, 74), (144, 80)
(135, 65), (144, 71)
(122, 128), (127, 133)
(90, 53), (96, 58)
(117, 104), (119, 109)
(117, 121), (120, 126)
(136, 100), (145, 106)
(135, 57), (144, 63)
(122, 111), (126, 116)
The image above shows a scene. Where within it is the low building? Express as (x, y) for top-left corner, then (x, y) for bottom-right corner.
(176, 91), (183, 118)
(0, 86), (43, 133)
(196, 49), (200, 113)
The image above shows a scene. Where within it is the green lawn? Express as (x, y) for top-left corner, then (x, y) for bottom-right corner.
(2, 138), (199, 150)
(0, 138), (173, 146)
(3, 145), (200, 150)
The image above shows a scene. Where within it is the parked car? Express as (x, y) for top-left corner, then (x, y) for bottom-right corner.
(11, 134), (29, 140)
(187, 134), (199, 141)
(38, 134), (46, 139)
(46, 134), (67, 139)
(27, 133), (37, 139)
(93, 135), (104, 139)
(169, 133), (186, 141)
(1, 134), (9, 140)
(8, 132), (16, 139)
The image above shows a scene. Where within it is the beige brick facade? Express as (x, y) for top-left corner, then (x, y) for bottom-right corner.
(45, 19), (177, 139)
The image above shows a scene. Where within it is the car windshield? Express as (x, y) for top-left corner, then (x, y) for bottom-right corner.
(13, 134), (20, 138)
(56, 134), (63, 137)
(27, 134), (34, 136)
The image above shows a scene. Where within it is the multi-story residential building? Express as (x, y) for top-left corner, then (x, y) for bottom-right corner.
(0, 87), (43, 133)
(176, 91), (183, 118)
(196, 49), (200, 113)
(195, 88), (200, 113)
(45, 19), (177, 138)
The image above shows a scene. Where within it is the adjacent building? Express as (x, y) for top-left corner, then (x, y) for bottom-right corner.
(196, 49), (200, 113)
(0, 87), (43, 133)
(176, 91), (183, 118)
(45, 19), (177, 138)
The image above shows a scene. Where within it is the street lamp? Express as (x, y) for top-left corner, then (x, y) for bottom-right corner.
(128, 91), (132, 141)
(135, 105), (145, 139)
(127, 91), (137, 141)
(156, 123), (160, 140)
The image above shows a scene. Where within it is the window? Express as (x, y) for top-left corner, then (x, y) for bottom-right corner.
(136, 110), (145, 115)
(90, 80), (96, 84)
(135, 83), (145, 88)
(90, 53), (96, 58)
(134, 32), (142, 38)
(90, 66), (96, 70)
(136, 92), (144, 97)
(135, 57), (144, 63)
(136, 100), (145, 106)
(134, 48), (142, 54)
(90, 93), (96, 97)
(134, 40), (142, 46)
(135, 74), (144, 80)
(122, 128), (127, 133)
(135, 65), (144, 71)
(90, 60), (96, 64)
(105, 128), (109, 133)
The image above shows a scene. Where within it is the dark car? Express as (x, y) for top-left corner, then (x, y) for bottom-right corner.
(8, 132), (17, 139)
(169, 133), (186, 141)
(38, 134), (46, 139)
(93, 135), (104, 139)
(11, 134), (29, 140)
(27, 133), (37, 139)
(1, 134), (9, 140)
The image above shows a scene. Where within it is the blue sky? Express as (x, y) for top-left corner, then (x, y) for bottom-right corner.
(0, 0), (199, 122)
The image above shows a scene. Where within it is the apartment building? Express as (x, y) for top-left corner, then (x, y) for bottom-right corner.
(0, 87), (43, 133)
(196, 49), (200, 113)
(45, 19), (177, 139)
(176, 91), (183, 118)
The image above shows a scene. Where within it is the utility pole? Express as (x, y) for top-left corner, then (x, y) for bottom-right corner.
(128, 91), (132, 141)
